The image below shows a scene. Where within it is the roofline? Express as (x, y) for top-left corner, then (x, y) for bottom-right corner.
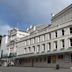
(51, 4), (72, 20)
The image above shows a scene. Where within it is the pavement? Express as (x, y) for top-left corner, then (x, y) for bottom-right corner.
(0, 67), (72, 72)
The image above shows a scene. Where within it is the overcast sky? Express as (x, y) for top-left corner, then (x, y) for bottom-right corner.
(0, 0), (72, 35)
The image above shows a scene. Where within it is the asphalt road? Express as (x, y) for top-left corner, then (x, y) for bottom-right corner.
(0, 67), (72, 72)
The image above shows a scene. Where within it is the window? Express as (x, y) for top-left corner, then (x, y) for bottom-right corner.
(35, 37), (40, 43)
(33, 38), (35, 44)
(61, 40), (65, 48)
(28, 58), (31, 62)
(62, 29), (64, 36)
(47, 43), (51, 51)
(47, 56), (51, 63)
(40, 58), (42, 62)
(38, 37), (40, 42)
(24, 48), (27, 53)
(55, 31), (57, 37)
(49, 43), (51, 51)
(37, 45), (40, 53)
(40, 35), (45, 42)
(44, 57), (46, 62)
(58, 55), (63, 59)
(70, 27), (72, 34)
(29, 40), (30, 45)
(54, 41), (57, 50)
(70, 38), (72, 47)
(71, 54), (72, 62)
(31, 38), (35, 44)
(24, 41), (26, 46)
(64, 54), (71, 62)
(42, 44), (45, 52)
(43, 35), (45, 41)
(28, 47), (31, 52)
(52, 55), (56, 63)
(49, 33), (51, 39)
(33, 46), (35, 52)
(36, 58), (38, 62)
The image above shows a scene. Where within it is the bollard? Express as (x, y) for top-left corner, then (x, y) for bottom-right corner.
(56, 64), (59, 70)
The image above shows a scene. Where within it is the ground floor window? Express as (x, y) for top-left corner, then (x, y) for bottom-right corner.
(47, 56), (51, 63)
(71, 54), (72, 62)
(64, 54), (71, 63)
(36, 58), (38, 62)
(44, 57), (46, 62)
(40, 57), (42, 62)
(58, 55), (63, 60)
(51, 55), (56, 63)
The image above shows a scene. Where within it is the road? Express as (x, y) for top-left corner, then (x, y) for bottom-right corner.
(0, 67), (72, 72)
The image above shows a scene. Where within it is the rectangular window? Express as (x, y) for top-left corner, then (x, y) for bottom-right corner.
(33, 46), (35, 52)
(47, 56), (51, 63)
(33, 38), (35, 44)
(28, 47), (31, 52)
(42, 44), (45, 52)
(71, 54), (72, 62)
(70, 38), (72, 47)
(62, 29), (64, 36)
(37, 45), (40, 53)
(36, 58), (38, 62)
(31, 38), (35, 44)
(44, 57), (46, 62)
(70, 27), (72, 34)
(28, 40), (30, 45)
(49, 33), (51, 39)
(55, 31), (57, 37)
(38, 37), (40, 42)
(24, 41), (26, 46)
(54, 41), (57, 50)
(24, 48), (27, 53)
(58, 55), (63, 59)
(61, 40), (65, 48)
(52, 55), (56, 63)
(40, 58), (42, 62)
(49, 43), (51, 51)
(43, 35), (45, 41)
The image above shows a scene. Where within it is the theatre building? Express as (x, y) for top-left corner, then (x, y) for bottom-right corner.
(14, 4), (72, 68)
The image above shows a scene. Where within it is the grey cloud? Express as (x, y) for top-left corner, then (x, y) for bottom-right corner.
(0, 0), (72, 25)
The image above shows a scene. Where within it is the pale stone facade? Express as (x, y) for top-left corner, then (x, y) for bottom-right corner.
(14, 4), (72, 68)
(7, 28), (29, 57)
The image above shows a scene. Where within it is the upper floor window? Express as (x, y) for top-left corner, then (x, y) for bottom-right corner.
(27, 40), (30, 45)
(43, 35), (45, 41)
(70, 38), (72, 47)
(61, 40), (65, 48)
(33, 46), (35, 52)
(70, 27), (72, 34)
(24, 41), (26, 46)
(62, 29), (64, 36)
(33, 38), (35, 44)
(37, 45), (40, 52)
(49, 33), (51, 39)
(49, 43), (51, 51)
(36, 36), (40, 43)
(42, 44), (45, 52)
(54, 41), (57, 50)
(24, 48), (27, 53)
(31, 38), (35, 44)
(55, 31), (57, 38)
(28, 47), (31, 52)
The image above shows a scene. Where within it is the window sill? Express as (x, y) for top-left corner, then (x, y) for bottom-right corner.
(60, 48), (64, 51)
(53, 49), (57, 51)
(67, 47), (72, 50)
